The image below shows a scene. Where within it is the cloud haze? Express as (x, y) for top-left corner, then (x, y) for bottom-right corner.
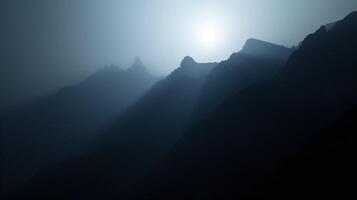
(1, 0), (357, 110)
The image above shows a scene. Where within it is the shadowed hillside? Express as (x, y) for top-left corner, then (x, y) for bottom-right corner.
(2, 10), (357, 200)
(242, 104), (357, 199)
(0, 58), (159, 195)
(124, 11), (357, 200)
(192, 38), (293, 122)
(6, 57), (217, 199)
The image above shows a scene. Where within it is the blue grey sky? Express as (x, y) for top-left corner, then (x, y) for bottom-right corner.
(1, 0), (357, 109)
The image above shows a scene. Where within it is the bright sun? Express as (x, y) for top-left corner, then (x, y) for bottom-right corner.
(195, 21), (223, 50)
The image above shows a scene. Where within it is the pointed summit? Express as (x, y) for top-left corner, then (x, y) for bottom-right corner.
(180, 56), (196, 68)
(242, 38), (293, 61)
(242, 38), (287, 52)
(133, 56), (144, 67)
(127, 56), (148, 75)
(171, 56), (216, 79)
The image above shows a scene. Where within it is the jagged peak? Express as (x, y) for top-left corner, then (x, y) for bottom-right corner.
(127, 56), (148, 74)
(133, 56), (144, 67)
(180, 56), (197, 68)
(169, 56), (216, 79)
(243, 38), (288, 51)
(240, 38), (293, 60)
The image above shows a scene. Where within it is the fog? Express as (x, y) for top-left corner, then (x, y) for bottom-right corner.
(1, 0), (357, 110)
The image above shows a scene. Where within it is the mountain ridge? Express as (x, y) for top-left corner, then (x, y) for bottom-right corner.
(4, 11), (357, 200)
(191, 38), (293, 122)
(122, 11), (357, 199)
(0, 58), (159, 195)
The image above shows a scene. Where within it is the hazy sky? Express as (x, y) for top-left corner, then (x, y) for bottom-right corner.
(1, 0), (357, 110)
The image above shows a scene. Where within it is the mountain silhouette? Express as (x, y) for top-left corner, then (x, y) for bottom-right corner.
(126, 56), (150, 76)
(8, 57), (217, 199)
(123, 11), (357, 199)
(4, 11), (357, 200)
(0, 59), (158, 195)
(241, 38), (293, 60)
(192, 39), (293, 122)
(178, 56), (214, 78)
(241, 104), (357, 199)
(4, 38), (295, 199)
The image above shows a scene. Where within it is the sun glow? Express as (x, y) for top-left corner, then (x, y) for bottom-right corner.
(188, 10), (233, 59)
(193, 16), (227, 51)
(197, 22), (221, 49)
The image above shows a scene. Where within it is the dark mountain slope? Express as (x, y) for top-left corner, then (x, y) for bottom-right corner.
(6, 11), (357, 200)
(242, 104), (357, 199)
(0, 59), (158, 195)
(241, 38), (293, 60)
(193, 39), (293, 121)
(131, 11), (357, 200)
(9, 57), (216, 199)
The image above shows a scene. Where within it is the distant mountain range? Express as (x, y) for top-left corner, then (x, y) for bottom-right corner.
(0, 57), (159, 194)
(129, 11), (357, 199)
(2, 11), (357, 200)
(6, 33), (293, 200)
(8, 54), (218, 199)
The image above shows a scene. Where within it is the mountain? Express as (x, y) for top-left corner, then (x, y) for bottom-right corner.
(7, 57), (217, 199)
(0, 58), (158, 195)
(240, 38), (293, 60)
(126, 11), (357, 199)
(192, 39), (293, 122)
(7, 39), (292, 199)
(4, 38), (303, 200)
(242, 104), (357, 199)
(126, 56), (150, 76)
(6, 11), (357, 200)
(100, 56), (217, 146)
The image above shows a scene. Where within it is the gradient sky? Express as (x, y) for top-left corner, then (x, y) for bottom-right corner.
(1, 0), (357, 110)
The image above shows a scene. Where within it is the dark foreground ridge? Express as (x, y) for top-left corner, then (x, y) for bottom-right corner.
(2, 11), (357, 200)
